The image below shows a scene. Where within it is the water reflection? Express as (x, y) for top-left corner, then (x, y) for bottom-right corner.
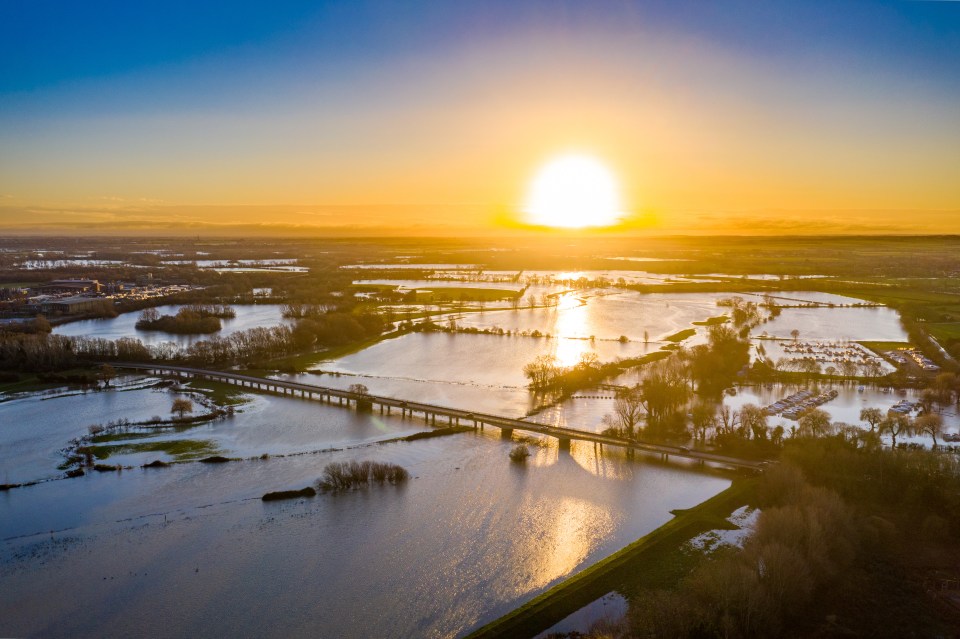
(517, 496), (613, 593)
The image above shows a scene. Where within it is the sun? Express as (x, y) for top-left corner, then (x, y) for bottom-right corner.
(524, 155), (623, 228)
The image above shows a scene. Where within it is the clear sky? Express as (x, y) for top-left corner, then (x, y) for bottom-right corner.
(1, 0), (958, 235)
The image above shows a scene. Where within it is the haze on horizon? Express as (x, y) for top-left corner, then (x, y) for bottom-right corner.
(1, 0), (959, 236)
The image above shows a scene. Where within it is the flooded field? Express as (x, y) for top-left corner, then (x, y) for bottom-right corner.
(0, 380), (730, 638)
(4, 277), (942, 637)
(756, 306), (907, 341)
(53, 304), (292, 347)
(453, 291), (724, 343)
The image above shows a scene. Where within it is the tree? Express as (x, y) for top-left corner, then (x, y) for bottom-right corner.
(739, 403), (769, 441)
(640, 357), (690, 435)
(98, 363), (116, 387)
(771, 425), (785, 446)
(33, 314), (51, 333)
(790, 329), (800, 342)
(879, 413), (913, 448)
(610, 385), (645, 439)
(915, 413), (944, 447)
(348, 383), (369, 396)
(798, 408), (832, 438)
(523, 355), (559, 390)
(690, 402), (716, 444)
(859, 407), (883, 432)
(932, 372), (958, 406)
(716, 405), (738, 437)
(171, 398), (194, 420)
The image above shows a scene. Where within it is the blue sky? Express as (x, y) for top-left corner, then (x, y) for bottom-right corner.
(1, 1), (958, 234)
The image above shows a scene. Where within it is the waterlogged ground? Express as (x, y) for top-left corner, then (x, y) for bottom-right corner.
(725, 383), (960, 444)
(2, 285), (925, 636)
(0, 379), (176, 484)
(0, 389), (731, 638)
(53, 304), (292, 347)
(0, 377), (434, 484)
(452, 291), (726, 343)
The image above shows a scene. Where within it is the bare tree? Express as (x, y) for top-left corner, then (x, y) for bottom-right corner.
(609, 385), (645, 439)
(171, 398), (194, 420)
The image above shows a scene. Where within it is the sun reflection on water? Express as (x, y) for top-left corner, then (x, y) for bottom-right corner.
(515, 496), (615, 593)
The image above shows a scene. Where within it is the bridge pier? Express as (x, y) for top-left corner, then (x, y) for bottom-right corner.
(558, 437), (571, 451)
(501, 428), (513, 440)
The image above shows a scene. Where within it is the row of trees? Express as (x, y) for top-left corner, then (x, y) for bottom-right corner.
(594, 324), (752, 441)
(0, 310), (386, 371)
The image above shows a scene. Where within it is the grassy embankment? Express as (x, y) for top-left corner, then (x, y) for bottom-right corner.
(464, 479), (756, 639)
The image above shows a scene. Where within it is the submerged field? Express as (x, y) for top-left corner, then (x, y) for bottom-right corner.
(0, 378), (731, 638)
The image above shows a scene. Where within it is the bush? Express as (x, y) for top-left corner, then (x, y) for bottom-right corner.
(316, 460), (409, 492)
(509, 444), (531, 462)
(262, 487), (317, 501)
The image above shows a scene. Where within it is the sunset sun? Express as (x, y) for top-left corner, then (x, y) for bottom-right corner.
(524, 155), (623, 229)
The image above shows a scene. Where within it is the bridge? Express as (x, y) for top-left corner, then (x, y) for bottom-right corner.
(113, 362), (768, 471)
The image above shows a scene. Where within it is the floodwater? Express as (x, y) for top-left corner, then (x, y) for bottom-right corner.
(0, 379), (175, 484)
(1, 287), (923, 636)
(0, 381), (731, 638)
(53, 304), (291, 347)
(354, 279), (525, 291)
(725, 383), (960, 444)
(452, 291), (727, 343)
(756, 306), (907, 341)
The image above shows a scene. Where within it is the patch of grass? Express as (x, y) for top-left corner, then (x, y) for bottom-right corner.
(187, 379), (249, 406)
(927, 323), (960, 342)
(858, 340), (912, 353)
(663, 328), (697, 343)
(91, 431), (158, 443)
(692, 315), (730, 326)
(86, 439), (222, 462)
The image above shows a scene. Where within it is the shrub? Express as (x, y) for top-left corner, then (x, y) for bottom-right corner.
(262, 487), (317, 501)
(509, 444), (531, 462)
(316, 460), (409, 492)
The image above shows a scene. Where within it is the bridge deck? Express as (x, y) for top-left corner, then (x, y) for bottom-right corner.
(114, 362), (767, 471)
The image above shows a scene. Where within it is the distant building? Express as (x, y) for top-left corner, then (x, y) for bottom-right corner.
(39, 296), (105, 315)
(39, 279), (102, 294)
